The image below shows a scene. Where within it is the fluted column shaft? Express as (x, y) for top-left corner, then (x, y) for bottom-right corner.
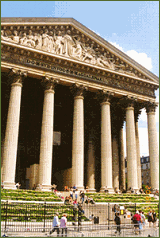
(2, 70), (26, 189)
(87, 131), (96, 192)
(112, 136), (119, 190)
(119, 127), (126, 190)
(39, 80), (55, 191)
(72, 91), (84, 190)
(100, 100), (114, 192)
(147, 105), (159, 190)
(135, 120), (142, 189)
(126, 105), (138, 190)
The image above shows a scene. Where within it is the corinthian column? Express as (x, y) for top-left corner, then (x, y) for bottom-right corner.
(72, 85), (86, 190)
(39, 77), (58, 191)
(126, 101), (138, 191)
(119, 127), (126, 190)
(87, 129), (96, 192)
(112, 135), (119, 190)
(100, 93), (114, 193)
(146, 103), (159, 190)
(135, 110), (142, 190)
(2, 69), (27, 189)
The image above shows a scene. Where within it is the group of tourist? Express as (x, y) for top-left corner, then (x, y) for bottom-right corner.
(64, 187), (95, 206)
(49, 213), (67, 237)
(114, 209), (157, 235)
(132, 209), (157, 235)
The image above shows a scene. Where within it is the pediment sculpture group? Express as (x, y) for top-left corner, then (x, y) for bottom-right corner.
(1, 29), (121, 70)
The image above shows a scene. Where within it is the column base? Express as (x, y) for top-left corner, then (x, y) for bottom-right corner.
(3, 182), (17, 190)
(76, 186), (84, 191)
(88, 188), (96, 193)
(127, 188), (139, 194)
(100, 187), (115, 194)
(39, 184), (52, 191)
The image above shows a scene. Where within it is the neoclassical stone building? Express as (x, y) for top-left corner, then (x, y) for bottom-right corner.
(1, 18), (159, 192)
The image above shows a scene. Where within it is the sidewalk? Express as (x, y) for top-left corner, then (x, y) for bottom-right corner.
(1, 227), (159, 237)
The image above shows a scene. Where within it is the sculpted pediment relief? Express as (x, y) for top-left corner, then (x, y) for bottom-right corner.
(1, 18), (159, 86)
(1, 27), (140, 78)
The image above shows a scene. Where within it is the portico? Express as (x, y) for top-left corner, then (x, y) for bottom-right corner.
(1, 18), (159, 191)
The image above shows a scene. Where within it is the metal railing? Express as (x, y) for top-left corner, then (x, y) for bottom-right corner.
(1, 200), (159, 235)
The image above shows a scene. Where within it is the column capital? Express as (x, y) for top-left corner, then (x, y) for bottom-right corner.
(100, 90), (114, 104)
(134, 105), (142, 122)
(145, 102), (158, 114)
(9, 68), (27, 85)
(71, 84), (88, 98)
(42, 75), (59, 92)
(119, 96), (137, 109)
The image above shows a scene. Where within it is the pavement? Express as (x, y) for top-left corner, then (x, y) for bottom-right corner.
(1, 227), (159, 237)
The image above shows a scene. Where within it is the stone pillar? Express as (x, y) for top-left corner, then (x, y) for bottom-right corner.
(119, 127), (126, 190)
(146, 104), (159, 190)
(2, 69), (27, 189)
(100, 94), (114, 193)
(87, 130), (96, 192)
(112, 136), (119, 190)
(135, 117), (142, 189)
(126, 102), (138, 191)
(39, 77), (57, 191)
(72, 85), (85, 190)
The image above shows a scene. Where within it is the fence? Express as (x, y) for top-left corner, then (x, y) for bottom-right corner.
(1, 200), (159, 235)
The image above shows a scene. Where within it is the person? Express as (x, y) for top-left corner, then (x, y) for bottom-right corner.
(148, 210), (153, 227)
(16, 182), (21, 189)
(70, 189), (73, 200)
(133, 211), (142, 235)
(73, 199), (78, 208)
(138, 210), (143, 232)
(152, 210), (157, 228)
(64, 196), (70, 205)
(140, 211), (145, 228)
(60, 214), (67, 237)
(1, 181), (4, 189)
(75, 189), (78, 200)
(114, 212), (121, 235)
(32, 184), (36, 190)
(80, 191), (85, 204)
(89, 214), (94, 224)
(104, 186), (108, 193)
(49, 213), (59, 236)
(78, 204), (84, 226)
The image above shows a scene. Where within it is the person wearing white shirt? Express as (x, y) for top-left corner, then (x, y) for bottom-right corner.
(49, 213), (59, 236)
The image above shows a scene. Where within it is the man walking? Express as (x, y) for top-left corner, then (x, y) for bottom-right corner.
(60, 214), (67, 237)
(114, 212), (121, 235)
(49, 212), (59, 236)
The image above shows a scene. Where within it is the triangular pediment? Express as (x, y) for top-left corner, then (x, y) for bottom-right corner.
(1, 17), (159, 85)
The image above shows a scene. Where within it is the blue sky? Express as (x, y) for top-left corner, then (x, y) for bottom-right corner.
(1, 1), (159, 156)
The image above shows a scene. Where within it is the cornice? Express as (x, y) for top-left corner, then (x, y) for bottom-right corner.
(1, 60), (157, 104)
(1, 41), (158, 89)
(1, 17), (159, 84)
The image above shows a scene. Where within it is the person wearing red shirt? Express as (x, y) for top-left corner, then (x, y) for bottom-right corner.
(133, 211), (142, 235)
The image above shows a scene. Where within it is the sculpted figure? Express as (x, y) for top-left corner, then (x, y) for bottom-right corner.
(42, 29), (49, 50)
(20, 32), (28, 45)
(1, 30), (11, 41)
(27, 30), (35, 47)
(82, 46), (96, 64)
(48, 31), (54, 52)
(55, 31), (64, 55)
(96, 55), (111, 68)
(34, 33), (42, 49)
(12, 30), (20, 43)
(71, 36), (83, 60)
(63, 34), (75, 56)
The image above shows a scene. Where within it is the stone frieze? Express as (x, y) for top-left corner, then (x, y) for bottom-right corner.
(1, 28), (141, 78)
(1, 49), (155, 98)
